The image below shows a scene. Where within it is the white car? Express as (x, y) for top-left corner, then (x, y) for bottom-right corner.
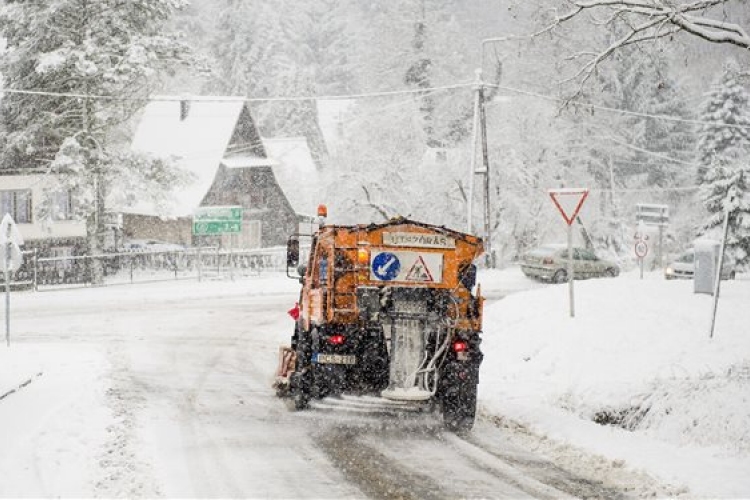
(664, 249), (736, 280)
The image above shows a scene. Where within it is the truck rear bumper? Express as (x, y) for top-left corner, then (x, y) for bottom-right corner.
(381, 387), (433, 401)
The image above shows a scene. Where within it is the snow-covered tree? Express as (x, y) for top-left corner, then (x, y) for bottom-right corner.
(696, 59), (750, 180)
(699, 150), (750, 266)
(282, 0), (354, 96)
(205, 0), (280, 98)
(0, 0), (194, 281)
(697, 60), (750, 265)
(520, 0), (750, 92)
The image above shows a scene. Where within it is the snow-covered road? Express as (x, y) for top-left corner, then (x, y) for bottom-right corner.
(0, 276), (672, 498)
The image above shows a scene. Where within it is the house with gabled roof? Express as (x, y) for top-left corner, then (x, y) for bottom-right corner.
(121, 97), (320, 249)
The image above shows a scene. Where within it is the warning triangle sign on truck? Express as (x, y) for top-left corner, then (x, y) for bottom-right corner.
(405, 255), (434, 282)
(548, 188), (589, 226)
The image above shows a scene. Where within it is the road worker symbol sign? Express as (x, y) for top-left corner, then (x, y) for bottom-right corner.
(370, 250), (443, 283)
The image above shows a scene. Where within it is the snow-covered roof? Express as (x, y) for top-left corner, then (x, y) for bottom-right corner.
(262, 137), (320, 217)
(124, 96), (247, 217)
(221, 155), (277, 169)
(316, 99), (354, 154)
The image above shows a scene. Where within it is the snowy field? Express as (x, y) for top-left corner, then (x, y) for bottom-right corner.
(0, 268), (748, 497)
(479, 267), (750, 498)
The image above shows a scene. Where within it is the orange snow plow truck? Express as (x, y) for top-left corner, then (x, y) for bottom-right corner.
(275, 213), (484, 431)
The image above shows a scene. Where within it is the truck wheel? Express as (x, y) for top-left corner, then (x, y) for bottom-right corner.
(294, 390), (310, 410)
(291, 341), (312, 410)
(292, 367), (312, 410)
(442, 382), (477, 432)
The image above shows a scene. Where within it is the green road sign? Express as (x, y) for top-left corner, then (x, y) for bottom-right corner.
(193, 206), (243, 235)
(194, 206), (243, 222)
(193, 221), (241, 235)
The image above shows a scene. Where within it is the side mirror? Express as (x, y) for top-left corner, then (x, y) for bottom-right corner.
(286, 236), (299, 267)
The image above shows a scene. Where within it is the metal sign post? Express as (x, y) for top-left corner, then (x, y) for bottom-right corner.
(710, 191), (733, 339)
(634, 222), (649, 280)
(549, 188), (589, 318)
(4, 236), (10, 347)
(0, 214), (24, 347)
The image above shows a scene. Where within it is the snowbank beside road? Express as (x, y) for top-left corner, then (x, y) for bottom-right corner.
(478, 269), (750, 497)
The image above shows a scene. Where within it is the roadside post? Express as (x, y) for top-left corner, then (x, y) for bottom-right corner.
(634, 221), (649, 280)
(192, 206), (243, 280)
(635, 204), (669, 269)
(548, 188), (589, 318)
(0, 214), (24, 346)
(710, 189), (734, 339)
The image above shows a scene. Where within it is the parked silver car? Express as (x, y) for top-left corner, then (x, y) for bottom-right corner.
(521, 244), (620, 283)
(664, 249), (736, 280)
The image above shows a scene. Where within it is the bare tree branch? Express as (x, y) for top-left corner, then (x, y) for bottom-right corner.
(358, 185), (391, 221)
(526, 0), (750, 92)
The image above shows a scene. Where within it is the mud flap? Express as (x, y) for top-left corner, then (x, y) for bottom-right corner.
(273, 346), (297, 397)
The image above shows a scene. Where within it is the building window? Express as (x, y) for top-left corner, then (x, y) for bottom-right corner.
(250, 189), (265, 207)
(0, 189), (32, 223)
(51, 190), (74, 221)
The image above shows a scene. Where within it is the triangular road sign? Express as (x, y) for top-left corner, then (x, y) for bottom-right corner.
(549, 188), (589, 226)
(405, 255), (434, 282)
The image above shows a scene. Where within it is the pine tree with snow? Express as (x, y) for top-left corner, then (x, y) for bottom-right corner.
(699, 150), (750, 266)
(696, 59), (750, 180)
(697, 60), (750, 266)
(0, 0), (194, 281)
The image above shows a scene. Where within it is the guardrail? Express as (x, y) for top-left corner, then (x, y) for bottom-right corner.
(0, 244), (310, 291)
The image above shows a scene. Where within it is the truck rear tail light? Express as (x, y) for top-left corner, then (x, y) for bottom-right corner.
(327, 334), (346, 345)
(452, 340), (468, 353)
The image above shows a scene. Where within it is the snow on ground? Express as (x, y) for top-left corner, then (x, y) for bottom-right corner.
(1, 268), (749, 497)
(479, 267), (750, 498)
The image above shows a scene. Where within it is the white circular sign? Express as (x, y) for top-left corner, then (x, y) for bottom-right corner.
(634, 240), (648, 259)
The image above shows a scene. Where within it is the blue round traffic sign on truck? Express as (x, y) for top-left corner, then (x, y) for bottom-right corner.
(372, 252), (401, 280)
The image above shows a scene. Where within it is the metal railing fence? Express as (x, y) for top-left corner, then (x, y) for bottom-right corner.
(0, 244), (309, 291)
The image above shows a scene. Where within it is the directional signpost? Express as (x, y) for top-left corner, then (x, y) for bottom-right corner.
(192, 206), (243, 235)
(192, 206), (243, 282)
(636, 203), (669, 269)
(549, 188), (589, 318)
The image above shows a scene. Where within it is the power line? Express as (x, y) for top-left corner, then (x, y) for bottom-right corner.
(485, 82), (750, 132)
(0, 82), (475, 103)
(595, 135), (699, 167)
(589, 186), (700, 193)
(5, 79), (750, 134)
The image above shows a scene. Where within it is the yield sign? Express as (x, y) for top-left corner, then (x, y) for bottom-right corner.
(548, 188), (589, 226)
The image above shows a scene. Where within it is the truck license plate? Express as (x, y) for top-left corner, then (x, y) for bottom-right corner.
(315, 354), (356, 365)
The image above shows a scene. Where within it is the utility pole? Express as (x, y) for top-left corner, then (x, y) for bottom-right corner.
(478, 79), (494, 268)
(467, 70), (482, 234)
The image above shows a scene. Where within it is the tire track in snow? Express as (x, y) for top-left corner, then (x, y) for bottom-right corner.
(95, 344), (161, 498)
